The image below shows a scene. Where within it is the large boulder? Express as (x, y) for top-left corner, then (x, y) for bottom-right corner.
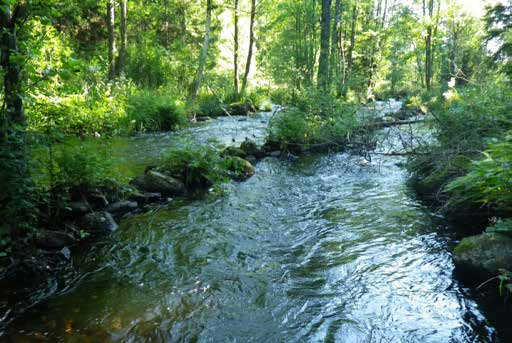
(134, 171), (186, 196)
(81, 211), (118, 233)
(453, 233), (512, 276)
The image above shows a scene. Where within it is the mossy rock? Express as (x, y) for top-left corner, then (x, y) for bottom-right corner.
(225, 157), (256, 181)
(222, 146), (247, 159)
(240, 140), (264, 158)
(453, 233), (512, 276)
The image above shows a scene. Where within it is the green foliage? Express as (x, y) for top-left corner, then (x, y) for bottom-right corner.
(268, 90), (359, 152)
(498, 269), (512, 297)
(487, 219), (512, 236)
(195, 93), (226, 117)
(126, 45), (173, 89)
(445, 135), (512, 211)
(160, 143), (227, 188)
(125, 91), (188, 132)
(52, 143), (112, 190)
(407, 77), (512, 204)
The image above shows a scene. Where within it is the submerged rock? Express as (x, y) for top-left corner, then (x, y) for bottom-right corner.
(453, 233), (512, 276)
(81, 211), (118, 233)
(134, 171), (186, 196)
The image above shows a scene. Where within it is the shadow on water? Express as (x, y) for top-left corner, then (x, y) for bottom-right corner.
(1, 106), (503, 342)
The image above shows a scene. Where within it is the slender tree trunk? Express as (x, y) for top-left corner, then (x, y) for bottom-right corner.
(119, 0), (127, 76)
(190, 0), (213, 100)
(107, 0), (116, 80)
(330, 0), (342, 89)
(233, 0), (239, 100)
(241, 0), (256, 95)
(317, 0), (332, 90)
(344, 4), (358, 92)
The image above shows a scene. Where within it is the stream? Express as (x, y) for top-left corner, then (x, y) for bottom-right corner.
(1, 103), (500, 342)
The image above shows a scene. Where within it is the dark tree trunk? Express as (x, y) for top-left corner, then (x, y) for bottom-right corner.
(1, 5), (24, 129)
(107, 0), (116, 80)
(119, 0), (128, 76)
(241, 0), (256, 95)
(317, 0), (332, 90)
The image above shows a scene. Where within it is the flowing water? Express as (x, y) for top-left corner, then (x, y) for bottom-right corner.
(1, 105), (500, 342)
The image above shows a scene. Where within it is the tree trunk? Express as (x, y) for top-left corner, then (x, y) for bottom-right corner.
(241, 0), (256, 95)
(107, 0), (116, 80)
(0, 3), (34, 233)
(330, 0), (343, 89)
(119, 0), (127, 76)
(0, 4), (24, 128)
(317, 0), (332, 90)
(190, 0), (213, 100)
(344, 4), (358, 92)
(233, 0), (239, 100)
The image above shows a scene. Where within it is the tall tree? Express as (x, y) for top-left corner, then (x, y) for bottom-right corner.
(241, 0), (256, 95)
(424, 0), (439, 89)
(0, 2), (35, 235)
(233, 0), (239, 100)
(344, 4), (358, 91)
(119, 0), (128, 76)
(107, 0), (116, 80)
(190, 0), (213, 100)
(0, 3), (24, 130)
(317, 0), (332, 90)
(330, 0), (343, 91)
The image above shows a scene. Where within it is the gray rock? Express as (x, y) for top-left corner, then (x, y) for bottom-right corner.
(106, 201), (138, 215)
(140, 171), (186, 196)
(81, 211), (118, 233)
(35, 230), (75, 250)
(130, 192), (162, 204)
(270, 151), (281, 158)
(453, 233), (512, 276)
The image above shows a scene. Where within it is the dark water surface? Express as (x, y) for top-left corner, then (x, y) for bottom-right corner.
(2, 106), (499, 342)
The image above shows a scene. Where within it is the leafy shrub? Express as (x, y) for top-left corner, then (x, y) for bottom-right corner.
(126, 45), (172, 88)
(270, 88), (294, 105)
(28, 90), (128, 136)
(268, 90), (358, 152)
(52, 143), (112, 190)
(407, 77), (512, 203)
(160, 144), (227, 188)
(196, 93), (226, 117)
(125, 91), (188, 132)
(445, 134), (512, 211)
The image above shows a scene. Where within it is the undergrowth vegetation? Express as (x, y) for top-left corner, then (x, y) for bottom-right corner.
(268, 90), (363, 153)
